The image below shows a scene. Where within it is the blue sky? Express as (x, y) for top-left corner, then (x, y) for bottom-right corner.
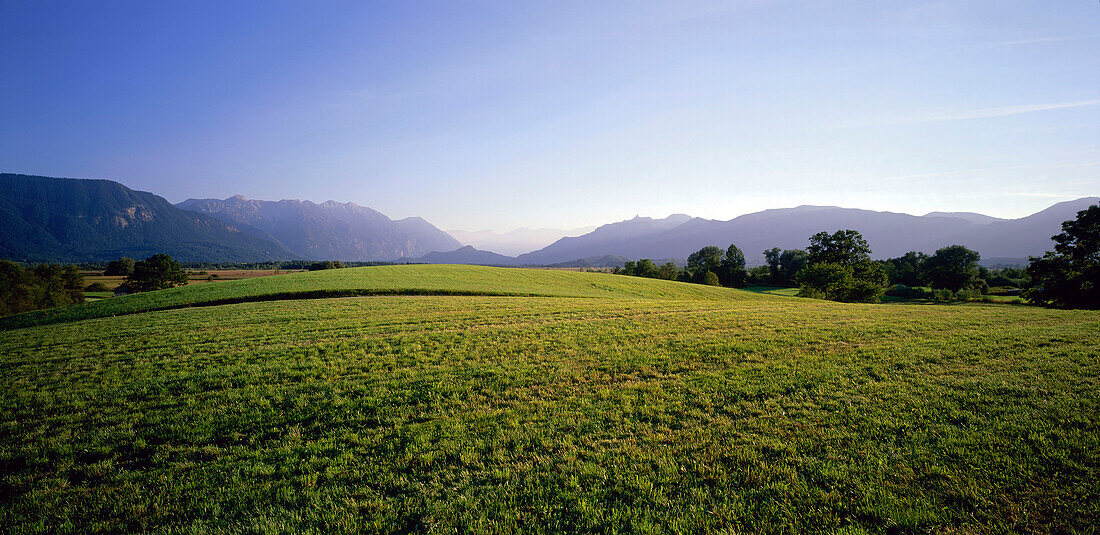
(2, 1), (1097, 231)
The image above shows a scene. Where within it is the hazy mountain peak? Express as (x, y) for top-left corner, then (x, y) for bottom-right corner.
(515, 198), (1100, 266)
(923, 211), (1005, 224)
(0, 174), (293, 262)
(447, 225), (597, 256)
(177, 195), (459, 261)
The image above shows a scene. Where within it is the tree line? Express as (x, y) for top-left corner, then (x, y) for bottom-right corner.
(615, 244), (748, 287)
(613, 202), (1100, 308)
(614, 229), (986, 303)
(0, 261), (85, 316)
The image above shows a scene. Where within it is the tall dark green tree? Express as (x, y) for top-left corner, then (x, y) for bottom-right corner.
(687, 246), (724, 281)
(1024, 204), (1100, 309)
(126, 254), (189, 292)
(807, 230), (872, 265)
(922, 245), (980, 292)
(104, 257), (136, 276)
(634, 259), (660, 278)
(883, 251), (929, 287)
(657, 262), (680, 281)
(722, 244), (747, 287)
(777, 249), (808, 285)
(763, 247), (782, 282)
(797, 230), (885, 303)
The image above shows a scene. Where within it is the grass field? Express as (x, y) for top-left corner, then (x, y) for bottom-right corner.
(6, 265), (735, 330)
(80, 269), (302, 298)
(1, 265), (1097, 533)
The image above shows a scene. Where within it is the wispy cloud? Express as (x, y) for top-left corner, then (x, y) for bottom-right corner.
(889, 99), (1100, 125)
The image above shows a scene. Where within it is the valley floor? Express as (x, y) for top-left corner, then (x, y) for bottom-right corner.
(1, 272), (1097, 533)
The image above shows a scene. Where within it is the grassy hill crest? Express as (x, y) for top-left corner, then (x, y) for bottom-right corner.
(0, 265), (755, 330)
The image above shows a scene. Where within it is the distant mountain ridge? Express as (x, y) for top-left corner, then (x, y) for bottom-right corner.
(418, 199), (1099, 267)
(447, 225), (595, 256)
(2, 173), (1094, 267)
(0, 173), (294, 262)
(177, 195), (461, 261)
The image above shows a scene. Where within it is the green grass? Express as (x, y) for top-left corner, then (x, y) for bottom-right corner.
(743, 285), (801, 297)
(1, 266), (1098, 533)
(2, 265), (738, 330)
(82, 291), (115, 299)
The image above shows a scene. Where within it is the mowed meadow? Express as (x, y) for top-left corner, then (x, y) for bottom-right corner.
(1, 266), (1097, 533)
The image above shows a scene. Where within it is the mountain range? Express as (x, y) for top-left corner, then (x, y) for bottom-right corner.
(1, 173), (1096, 266)
(447, 226), (596, 257)
(0, 174), (292, 262)
(177, 196), (460, 261)
(421, 198), (1100, 267)
(0, 174), (458, 263)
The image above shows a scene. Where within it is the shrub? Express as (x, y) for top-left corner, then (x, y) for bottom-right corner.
(955, 288), (980, 301)
(932, 289), (954, 302)
(84, 282), (109, 292)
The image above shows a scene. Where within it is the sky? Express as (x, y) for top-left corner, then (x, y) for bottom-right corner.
(2, 1), (1098, 232)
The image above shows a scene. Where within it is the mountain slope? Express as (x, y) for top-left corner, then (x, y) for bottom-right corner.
(448, 226), (597, 256)
(416, 245), (520, 265)
(515, 214), (692, 265)
(923, 211), (1006, 224)
(177, 196), (461, 261)
(517, 199), (1100, 265)
(0, 174), (294, 262)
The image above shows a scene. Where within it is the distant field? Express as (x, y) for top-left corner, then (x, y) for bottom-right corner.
(1, 266), (1097, 533)
(8, 265), (737, 330)
(79, 269), (300, 294)
(743, 285), (800, 297)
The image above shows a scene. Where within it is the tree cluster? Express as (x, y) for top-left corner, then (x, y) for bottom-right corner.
(879, 245), (986, 295)
(795, 230), (887, 303)
(0, 261), (85, 316)
(104, 257), (136, 276)
(123, 254), (189, 292)
(615, 244), (749, 287)
(609, 213), (1100, 309)
(1024, 203), (1100, 309)
(308, 260), (347, 271)
(618, 259), (681, 281)
(759, 248), (808, 285)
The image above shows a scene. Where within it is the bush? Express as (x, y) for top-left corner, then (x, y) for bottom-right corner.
(84, 282), (109, 292)
(702, 271), (720, 286)
(955, 288), (980, 301)
(932, 289), (954, 302)
(832, 279), (886, 303)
